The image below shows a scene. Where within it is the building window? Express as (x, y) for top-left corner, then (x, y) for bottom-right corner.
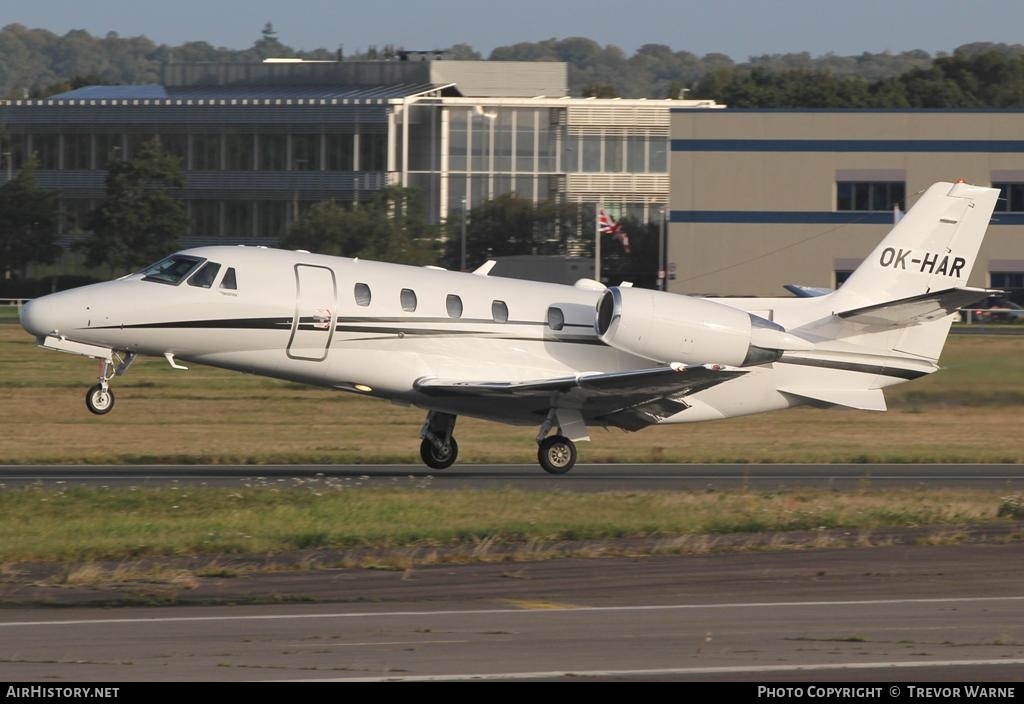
(94, 134), (122, 169)
(627, 135), (646, 173)
(991, 271), (1024, 289)
(326, 133), (354, 171)
(992, 183), (1024, 212)
(257, 201), (288, 238)
(446, 294), (463, 319)
(649, 137), (668, 172)
(836, 182), (904, 211)
(259, 134), (287, 171)
(63, 134), (91, 170)
(191, 200), (221, 237)
(192, 134), (221, 171)
(224, 201), (252, 237)
(360, 133), (386, 171)
(448, 109), (468, 172)
(491, 300), (509, 323)
(354, 283), (372, 307)
(291, 134), (320, 171)
(605, 135), (624, 173)
(400, 289), (417, 312)
(31, 134), (59, 169)
(547, 306), (565, 331)
(494, 110), (513, 172)
(225, 133), (254, 170)
(515, 109), (535, 172)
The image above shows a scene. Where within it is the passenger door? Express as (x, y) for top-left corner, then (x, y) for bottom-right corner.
(287, 264), (336, 361)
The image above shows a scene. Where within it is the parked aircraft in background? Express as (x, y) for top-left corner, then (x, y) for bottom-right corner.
(20, 182), (999, 474)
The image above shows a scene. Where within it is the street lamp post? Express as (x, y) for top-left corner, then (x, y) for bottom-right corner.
(658, 206), (666, 291)
(460, 197), (468, 272)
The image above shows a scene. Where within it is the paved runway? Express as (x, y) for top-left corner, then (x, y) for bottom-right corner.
(1, 463), (1022, 490)
(1, 544), (1022, 681)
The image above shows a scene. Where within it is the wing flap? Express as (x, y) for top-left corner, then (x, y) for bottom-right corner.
(415, 363), (747, 399)
(837, 287), (994, 328)
(778, 386), (887, 411)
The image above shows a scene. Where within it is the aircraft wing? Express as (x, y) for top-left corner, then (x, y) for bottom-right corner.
(414, 363), (748, 430)
(837, 287), (995, 328)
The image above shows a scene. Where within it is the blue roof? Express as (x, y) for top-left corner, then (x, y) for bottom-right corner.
(52, 83), (448, 101)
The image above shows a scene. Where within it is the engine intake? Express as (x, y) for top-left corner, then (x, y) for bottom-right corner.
(595, 287), (805, 367)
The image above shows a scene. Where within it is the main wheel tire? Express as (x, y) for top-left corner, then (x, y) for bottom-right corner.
(538, 435), (577, 475)
(86, 383), (115, 415)
(420, 436), (458, 470)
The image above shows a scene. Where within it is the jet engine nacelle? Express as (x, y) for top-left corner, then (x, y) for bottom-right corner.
(595, 287), (809, 366)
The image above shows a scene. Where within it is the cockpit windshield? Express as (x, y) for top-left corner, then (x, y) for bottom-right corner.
(141, 255), (205, 285)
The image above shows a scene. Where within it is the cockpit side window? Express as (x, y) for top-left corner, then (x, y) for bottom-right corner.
(141, 255), (205, 285)
(220, 267), (237, 291)
(187, 262), (222, 288)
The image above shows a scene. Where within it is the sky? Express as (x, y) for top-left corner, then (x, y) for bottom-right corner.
(6, 0), (1024, 60)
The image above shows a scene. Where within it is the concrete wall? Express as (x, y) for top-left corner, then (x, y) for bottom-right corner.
(669, 110), (1024, 296)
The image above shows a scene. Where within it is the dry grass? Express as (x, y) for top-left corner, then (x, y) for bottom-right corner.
(1, 326), (1023, 464)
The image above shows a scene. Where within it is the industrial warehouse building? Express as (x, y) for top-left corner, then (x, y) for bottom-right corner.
(669, 109), (1024, 296)
(0, 56), (718, 255)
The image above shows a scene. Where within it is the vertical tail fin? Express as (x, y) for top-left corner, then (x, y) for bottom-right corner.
(823, 182), (999, 362)
(831, 181), (999, 310)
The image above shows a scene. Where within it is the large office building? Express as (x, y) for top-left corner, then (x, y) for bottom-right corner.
(0, 57), (720, 256)
(669, 109), (1024, 296)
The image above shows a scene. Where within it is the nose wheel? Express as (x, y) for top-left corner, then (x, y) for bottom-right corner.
(538, 435), (577, 474)
(86, 383), (115, 415)
(84, 352), (135, 416)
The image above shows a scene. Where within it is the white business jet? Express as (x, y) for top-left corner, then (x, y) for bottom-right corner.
(20, 181), (999, 474)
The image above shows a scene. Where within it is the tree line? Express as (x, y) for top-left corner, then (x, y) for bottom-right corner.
(4, 22), (1024, 104)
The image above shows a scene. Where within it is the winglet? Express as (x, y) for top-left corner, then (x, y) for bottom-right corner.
(473, 260), (497, 276)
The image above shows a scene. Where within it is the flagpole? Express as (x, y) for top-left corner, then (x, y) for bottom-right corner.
(595, 201), (601, 283)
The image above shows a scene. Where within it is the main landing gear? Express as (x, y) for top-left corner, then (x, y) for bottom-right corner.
(420, 411), (459, 469)
(416, 409), (582, 475)
(85, 353), (135, 416)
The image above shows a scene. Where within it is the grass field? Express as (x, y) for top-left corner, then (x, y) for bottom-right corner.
(1, 325), (1023, 464)
(1, 484), (1019, 564)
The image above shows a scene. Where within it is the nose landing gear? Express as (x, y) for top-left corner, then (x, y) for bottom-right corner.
(85, 353), (135, 416)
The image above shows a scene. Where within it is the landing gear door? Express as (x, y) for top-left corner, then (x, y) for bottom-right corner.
(287, 264), (336, 362)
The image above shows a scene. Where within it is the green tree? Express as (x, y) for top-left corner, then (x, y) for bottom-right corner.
(281, 186), (436, 265)
(79, 137), (187, 273)
(444, 194), (561, 270)
(0, 158), (58, 276)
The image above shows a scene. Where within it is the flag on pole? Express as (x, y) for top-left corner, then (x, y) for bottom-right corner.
(598, 207), (631, 254)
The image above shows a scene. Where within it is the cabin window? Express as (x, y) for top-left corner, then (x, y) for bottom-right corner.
(354, 283), (371, 307)
(220, 267), (237, 290)
(187, 261), (222, 288)
(492, 300), (509, 323)
(400, 288), (417, 312)
(141, 255), (204, 285)
(446, 294), (463, 319)
(547, 306), (565, 331)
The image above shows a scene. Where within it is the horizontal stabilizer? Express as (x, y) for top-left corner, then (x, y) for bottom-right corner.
(837, 287), (994, 328)
(778, 386), (887, 411)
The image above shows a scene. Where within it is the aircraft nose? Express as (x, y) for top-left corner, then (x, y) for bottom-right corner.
(19, 296), (67, 338)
